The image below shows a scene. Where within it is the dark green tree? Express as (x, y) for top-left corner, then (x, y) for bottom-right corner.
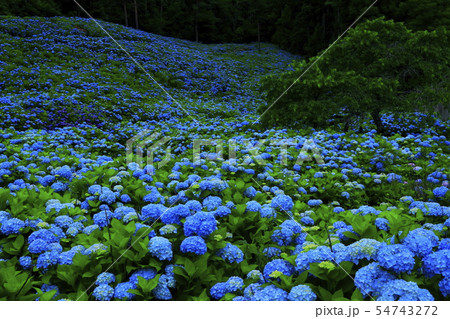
(259, 18), (450, 134)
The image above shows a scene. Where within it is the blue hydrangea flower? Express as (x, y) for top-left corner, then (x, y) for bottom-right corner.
(439, 277), (450, 297)
(153, 273), (176, 300)
(314, 172), (324, 178)
(244, 283), (264, 299)
(423, 250), (450, 277)
(343, 239), (380, 265)
(51, 182), (68, 192)
(438, 238), (450, 251)
(271, 227), (295, 246)
(295, 246), (334, 273)
(445, 218), (450, 227)
(247, 270), (265, 283)
(1, 218), (25, 235)
(377, 280), (434, 301)
(410, 201), (444, 217)
(307, 199), (322, 206)
(354, 262), (396, 297)
(185, 200), (202, 212)
(260, 205), (276, 218)
(334, 207), (345, 213)
(225, 276), (244, 292)
(140, 204), (166, 222)
(123, 212), (138, 223)
(148, 236), (172, 261)
(244, 186), (257, 198)
(217, 243), (244, 263)
(232, 296), (247, 301)
(143, 189), (164, 203)
(376, 244), (415, 273)
(263, 259), (295, 281)
(246, 200), (262, 212)
(120, 194), (131, 203)
(335, 224), (358, 242)
(47, 243), (63, 253)
(183, 212), (217, 237)
(402, 228), (439, 257)
(19, 256), (32, 269)
(180, 236), (207, 255)
(114, 281), (136, 300)
(129, 268), (157, 285)
(95, 272), (116, 286)
(88, 185), (102, 195)
(341, 191), (350, 199)
(354, 205), (380, 216)
(159, 224), (178, 235)
(198, 177), (229, 192)
(0, 211), (10, 224)
(58, 250), (77, 265)
(263, 247), (282, 258)
(210, 282), (228, 300)
(153, 282), (172, 300)
(83, 225), (100, 235)
(161, 204), (191, 225)
(270, 194), (294, 212)
(300, 216), (314, 225)
(92, 284), (114, 301)
(54, 165), (72, 179)
(433, 186), (449, 198)
(288, 285), (317, 301)
(226, 201), (236, 209)
(84, 243), (108, 255)
(251, 284), (288, 301)
(112, 206), (136, 220)
(375, 218), (390, 231)
(93, 211), (111, 227)
(214, 206), (231, 218)
(28, 239), (50, 254)
(54, 215), (74, 229)
(99, 190), (116, 204)
(36, 250), (60, 269)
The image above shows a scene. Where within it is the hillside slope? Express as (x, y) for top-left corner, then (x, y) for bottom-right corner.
(0, 16), (299, 129)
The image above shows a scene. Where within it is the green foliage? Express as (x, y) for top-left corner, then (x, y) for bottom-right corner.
(259, 18), (450, 134)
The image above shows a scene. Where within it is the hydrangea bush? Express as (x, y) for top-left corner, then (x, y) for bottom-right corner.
(0, 16), (449, 301)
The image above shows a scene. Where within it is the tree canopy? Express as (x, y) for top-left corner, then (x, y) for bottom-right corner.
(259, 18), (450, 134)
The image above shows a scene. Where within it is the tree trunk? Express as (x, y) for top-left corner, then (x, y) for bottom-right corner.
(195, 23), (198, 42)
(343, 117), (350, 132)
(123, 0), (128, 27)
(337, 7), (341, 34)
(195, 0), (199, 42)
(257, 21), (261, 51)
(371, 110), (384, 134)
(436, 103), (449, 121)
(133, 0), (139, 29)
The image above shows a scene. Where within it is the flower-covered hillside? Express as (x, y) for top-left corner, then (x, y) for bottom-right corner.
(0, 16), (450, 301)
(0, 16), (298, 129)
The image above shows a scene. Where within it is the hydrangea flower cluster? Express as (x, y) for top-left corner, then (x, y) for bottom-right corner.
(183, 212), (217, 237)
(148, 236), (173, 261)
(217, 243), (244, 263)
